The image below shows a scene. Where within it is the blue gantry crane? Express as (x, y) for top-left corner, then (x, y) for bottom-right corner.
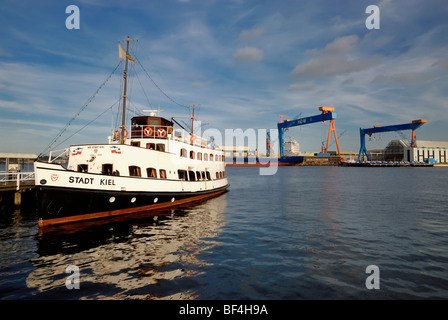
(357, 119), (427, 162)
(277, 107), (341, 158)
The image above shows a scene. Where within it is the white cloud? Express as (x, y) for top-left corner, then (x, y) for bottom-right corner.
(291, 35), (381, 78)
(238, 27), (264, 42)
(1, 1), (447, 153)
(0, 46), (12, 57)
(233, 46), (263, 63)
(287, 83), (316, 91)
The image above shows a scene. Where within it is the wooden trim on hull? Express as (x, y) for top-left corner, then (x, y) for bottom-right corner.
(38, 187), (228, 228)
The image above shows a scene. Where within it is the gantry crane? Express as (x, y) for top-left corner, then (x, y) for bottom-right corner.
(357, 119), (427, 162)
(277, 107), (341, 158)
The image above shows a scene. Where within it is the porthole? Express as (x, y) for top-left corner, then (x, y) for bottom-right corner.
(171, 197), (175, 202)
(109, 196), (116, 203)
(154, 197), (158, 203)
(131, 197), (136, 203)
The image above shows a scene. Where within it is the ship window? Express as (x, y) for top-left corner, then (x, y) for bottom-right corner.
(180, 148), (187, 157)
(135, 119), (147, 126)
(159, 169), (167, 179)
(156, 143), (165, 152)
(188, 170), (196, 181)
(222, 155), (225, 162)
(223, 171), (226, 178)
(102, 164), (113, 175)
(131, 141), (140, 147)
(196, 171), (201, 180)
(147, 167), (157, 178)
(190, 151), (195, 159)
(149, 119), (160, 126)
(129, 166), (141, 177)
(178, 170), (188, 181)
(216, 172), (219, 179)
(78, 164), (88, 173)
(210, 154), (214, 161)
(197, 152), (202, 160)
(206, 171), (211, 180)
(204, 153), (208, 161)
(146, 143), (155, 150)
(201, 171), (206, 180)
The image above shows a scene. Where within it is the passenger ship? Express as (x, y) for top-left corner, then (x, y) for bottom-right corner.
(34, 38), (229, 227)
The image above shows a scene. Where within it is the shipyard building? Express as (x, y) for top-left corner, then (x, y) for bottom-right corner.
(384, 140), (448, 163)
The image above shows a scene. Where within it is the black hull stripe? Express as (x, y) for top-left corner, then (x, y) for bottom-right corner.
(37, 185), (229, 227)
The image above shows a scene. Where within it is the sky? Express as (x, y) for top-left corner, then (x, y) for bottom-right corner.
(1, 0), (447, 155)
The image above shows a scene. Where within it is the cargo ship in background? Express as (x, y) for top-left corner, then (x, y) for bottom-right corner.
(226, 107), (343, 167)
(225, 136), (305, 166)
(34, 37), (229, 227)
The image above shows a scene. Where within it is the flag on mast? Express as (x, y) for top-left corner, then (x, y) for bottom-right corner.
(118, 43), (135, 64)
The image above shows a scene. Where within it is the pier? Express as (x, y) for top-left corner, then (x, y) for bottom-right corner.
(0, 153), (37, 208)
(0, 171), (36, 208)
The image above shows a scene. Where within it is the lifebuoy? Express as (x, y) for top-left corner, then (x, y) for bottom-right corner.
(114, 129), (128, 139)
(157, 128), (167, 137)
(144, 127), (153, 136)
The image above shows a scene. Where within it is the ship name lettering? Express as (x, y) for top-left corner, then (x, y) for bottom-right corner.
(69, 176), (94, 184)
(100, 179), (116, 186)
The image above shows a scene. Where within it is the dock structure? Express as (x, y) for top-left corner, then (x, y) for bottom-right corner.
(277, 107), (341, 159)
(0, 153), (37, 207)
(357, 120), (427, 162)
(341, 161), (434, 167)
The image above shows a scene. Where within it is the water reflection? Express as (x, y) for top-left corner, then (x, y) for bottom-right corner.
(26, 194), (228, 299)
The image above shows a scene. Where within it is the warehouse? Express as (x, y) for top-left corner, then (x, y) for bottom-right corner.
(383, 140), (448, 163)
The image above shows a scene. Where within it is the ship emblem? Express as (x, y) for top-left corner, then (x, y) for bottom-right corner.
(72, 147), (83, 156)
(51, 174), (59, 181)
(110, 146), (122, 154)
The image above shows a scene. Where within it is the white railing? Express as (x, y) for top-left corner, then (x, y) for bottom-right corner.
(129, 125), (173, 139)
(0, 171), (35, 190)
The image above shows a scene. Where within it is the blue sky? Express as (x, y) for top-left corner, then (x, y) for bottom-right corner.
(1, 0), (447, 155)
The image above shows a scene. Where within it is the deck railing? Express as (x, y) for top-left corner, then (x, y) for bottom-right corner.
(130, 125), (173, 139)
(0, 171), (35, 190)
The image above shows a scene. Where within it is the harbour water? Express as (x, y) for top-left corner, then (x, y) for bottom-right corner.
(1, 166), (448, 300)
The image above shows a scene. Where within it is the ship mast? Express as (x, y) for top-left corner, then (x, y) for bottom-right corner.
(190, 103), (200, 143)
(118, 36), (137, 144)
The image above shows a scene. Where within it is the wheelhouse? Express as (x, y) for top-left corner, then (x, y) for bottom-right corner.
(130, 116), (174, 139)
